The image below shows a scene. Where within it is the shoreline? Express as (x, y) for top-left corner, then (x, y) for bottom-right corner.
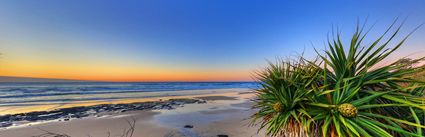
(0, 88), (254, 127)
(0, 88), (250, 115)
(0, 88), (265, 137)
(0, 98), (207, 128)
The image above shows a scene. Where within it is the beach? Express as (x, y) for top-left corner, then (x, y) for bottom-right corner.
(0, 88), (265, 137)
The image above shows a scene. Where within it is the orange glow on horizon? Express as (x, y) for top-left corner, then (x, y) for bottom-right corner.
(0, 54), (254, 82)
(2, 53), (423, 82)
(0, 72), (254, 82)
(0, 59), (254, 82)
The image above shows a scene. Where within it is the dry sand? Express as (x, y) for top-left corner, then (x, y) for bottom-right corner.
(0, 89), (265, 137)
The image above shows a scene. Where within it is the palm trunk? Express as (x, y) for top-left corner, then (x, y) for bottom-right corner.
(330, 124), (336, 137)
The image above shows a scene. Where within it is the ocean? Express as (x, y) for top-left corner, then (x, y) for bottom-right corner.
(0, 82), (259, 107)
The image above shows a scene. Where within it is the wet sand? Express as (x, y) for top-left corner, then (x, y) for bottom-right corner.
(0, 89), (265, 137)
(0, 88), (247, 115)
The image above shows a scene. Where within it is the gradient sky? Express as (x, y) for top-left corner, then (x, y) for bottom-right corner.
(0, 0), (424, 82)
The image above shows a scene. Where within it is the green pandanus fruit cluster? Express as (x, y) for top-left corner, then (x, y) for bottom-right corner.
(273, 102), (283, 112)
(338, 103), (357, 118)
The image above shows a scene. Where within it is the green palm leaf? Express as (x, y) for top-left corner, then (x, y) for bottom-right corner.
(253, 20), (425, 137)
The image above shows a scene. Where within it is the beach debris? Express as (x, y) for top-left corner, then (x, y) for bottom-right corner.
(32, 129), (71, 137)
(217, 135), (229, 137)
(183, 124), (194, 128)
(0, 98), (206, 128)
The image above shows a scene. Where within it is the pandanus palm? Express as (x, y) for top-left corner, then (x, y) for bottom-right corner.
(253, 21), (425, 137)
(253, 58), (321, 136)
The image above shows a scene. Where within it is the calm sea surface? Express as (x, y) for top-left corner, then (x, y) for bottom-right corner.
(0, 82), (259, 107)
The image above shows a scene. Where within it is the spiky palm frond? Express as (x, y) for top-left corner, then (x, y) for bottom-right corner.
(314, 22), (425, 137)
(253, 58), (320, 136)
(253, 21), (425, 137)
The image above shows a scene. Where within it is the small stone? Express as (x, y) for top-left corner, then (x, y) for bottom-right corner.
(86, 109), (97, 114)
(0, 122), (12, 127)
(184, 125), (194, 128)
(152, 105), (162, 109)
(197, 100), (207, 104)
(64, 118), (70, 121)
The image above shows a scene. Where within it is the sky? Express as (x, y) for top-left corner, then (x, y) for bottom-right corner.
(0, 0), (424, 82)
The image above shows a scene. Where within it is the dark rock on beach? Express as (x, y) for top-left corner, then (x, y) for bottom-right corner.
(184, 125), (194, 128)
(0, 98), (207, 128)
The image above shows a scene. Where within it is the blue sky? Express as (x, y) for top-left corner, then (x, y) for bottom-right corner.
(0, 0), (424, 81)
